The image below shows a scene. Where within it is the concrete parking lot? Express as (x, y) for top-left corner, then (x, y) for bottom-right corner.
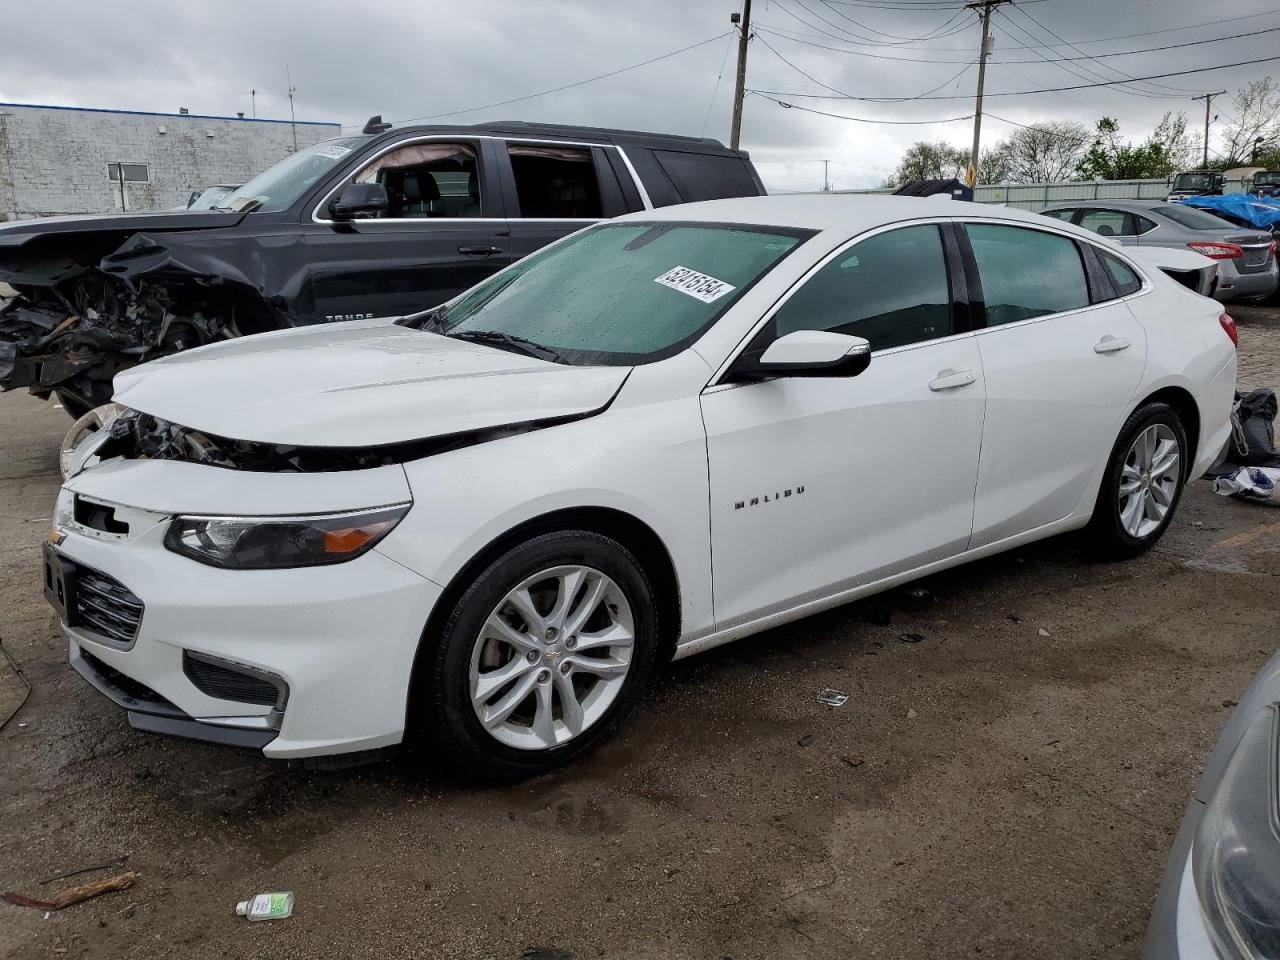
(2, 307), (1279, 960)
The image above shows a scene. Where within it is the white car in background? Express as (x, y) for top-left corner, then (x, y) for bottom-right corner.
(48, 195), (1237, 778)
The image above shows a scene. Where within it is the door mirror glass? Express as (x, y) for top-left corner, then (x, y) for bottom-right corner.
(743, 330), (871, 378)
(330, 181), (389, 221)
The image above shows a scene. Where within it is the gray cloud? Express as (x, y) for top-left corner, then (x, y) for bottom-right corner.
(1, 0), (1277, 191)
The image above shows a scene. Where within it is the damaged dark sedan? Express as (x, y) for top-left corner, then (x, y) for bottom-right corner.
(0, 119), (765, 416)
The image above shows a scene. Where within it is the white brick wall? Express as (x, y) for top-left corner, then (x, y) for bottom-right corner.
(0, 103), (341, 219)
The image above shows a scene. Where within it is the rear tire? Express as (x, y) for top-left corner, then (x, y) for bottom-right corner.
(420, 530), (659, 780)
(1087, 401), (1188, 558)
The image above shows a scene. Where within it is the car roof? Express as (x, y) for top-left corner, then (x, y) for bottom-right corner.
(611, 193), (1064, 233)
(369, 121), (740, 155)
(1044, 199), (1168, 212)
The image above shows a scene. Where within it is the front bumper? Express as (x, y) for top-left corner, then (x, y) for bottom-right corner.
(49, 491), (442, 759)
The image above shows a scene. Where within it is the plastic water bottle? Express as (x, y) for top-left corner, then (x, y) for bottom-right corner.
(235, 891), (294, 921)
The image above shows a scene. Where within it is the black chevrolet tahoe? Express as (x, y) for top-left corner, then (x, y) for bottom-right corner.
(0, 119), (766, 415)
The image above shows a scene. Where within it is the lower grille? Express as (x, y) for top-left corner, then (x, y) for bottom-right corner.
(78, 648), (177, 713)
(75, 568), (144, 644)
(183, 652), (284, 708)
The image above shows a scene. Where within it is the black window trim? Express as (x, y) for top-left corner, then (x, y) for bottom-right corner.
(711, 218), (967, 387)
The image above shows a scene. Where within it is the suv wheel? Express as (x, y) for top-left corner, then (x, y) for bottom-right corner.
(423, 530), (658, 779)
(1088, 401), (1188, 557)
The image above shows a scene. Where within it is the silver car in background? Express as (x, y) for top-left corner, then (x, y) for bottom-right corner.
(1144, 651), (1280, 959)
(1041, 199), (1278, 303)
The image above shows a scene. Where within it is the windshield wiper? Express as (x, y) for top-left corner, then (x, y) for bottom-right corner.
(397, 306), (446, 332)
(449, 330), (567, 364)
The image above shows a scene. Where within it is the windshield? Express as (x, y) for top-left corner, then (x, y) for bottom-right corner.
(421, 222), (812, 365)
(1255, 172), (1280, 187)
(1172, 174), (1215, 192)
(1155, 204), (1236, 231)
(217, 137), (368, 213)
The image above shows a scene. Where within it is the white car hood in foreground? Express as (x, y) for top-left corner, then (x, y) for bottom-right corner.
(111, 319), (630, 447)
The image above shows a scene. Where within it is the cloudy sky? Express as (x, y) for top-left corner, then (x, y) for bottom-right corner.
(1, 0), (1277, 191)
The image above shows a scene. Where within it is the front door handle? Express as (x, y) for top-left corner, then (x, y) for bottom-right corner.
(1094, 335), (1132, 354)
(458, 245), (502, 256)
(929, 368), (977, 392)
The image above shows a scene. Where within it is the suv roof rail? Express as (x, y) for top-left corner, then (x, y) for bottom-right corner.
(477, 120), (727, 148)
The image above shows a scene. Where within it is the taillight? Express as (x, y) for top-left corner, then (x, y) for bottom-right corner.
(1188, 241), (1245, 260)
(1219, 312), (1238, 347)
(1270, 240), (1277, 258)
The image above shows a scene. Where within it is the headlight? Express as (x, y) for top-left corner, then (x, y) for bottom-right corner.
(1193, 705), (1280, 959)
(163, 504), (410, 569)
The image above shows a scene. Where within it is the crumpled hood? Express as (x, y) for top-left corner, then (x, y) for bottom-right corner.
(111, 318), (630, 447)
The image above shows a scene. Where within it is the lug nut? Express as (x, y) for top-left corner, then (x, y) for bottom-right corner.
(544, 628), (557, 641)
(565, 636), (577, 649)
(560, 662), (572, 675)
(536, 669), (551, 683)
(526, 651), (539, 663)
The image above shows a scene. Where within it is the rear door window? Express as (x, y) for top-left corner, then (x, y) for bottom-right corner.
(1102, 252), (1142, 297)
(506, 144), (603, 219)
(1042, 208), (1076, 222)
(1078, 209), (1133, 238)
(770, 224), (952, 351)
(965, 223), (1090, 325)
(653, 150), (759, 202)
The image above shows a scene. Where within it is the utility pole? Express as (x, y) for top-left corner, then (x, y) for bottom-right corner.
(286, 65), (298, 153)
(1191, 91), (1226, 167)
(729, 0), (752, 151)
(965, 0), (1008, 187)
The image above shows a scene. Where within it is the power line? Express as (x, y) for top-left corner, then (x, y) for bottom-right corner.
(749, 52), (1280, 100)
(700, 32), (738, 138)
(755, 31), (975, 101)
(394, 32), (732, 123)
(751, 90), (974, 123)
(755, 9), (1280, 54)
(818, 0), (971, 42)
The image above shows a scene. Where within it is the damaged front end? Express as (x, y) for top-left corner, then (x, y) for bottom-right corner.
(90, 408), (583, 474)
(0, 225), (288, 417)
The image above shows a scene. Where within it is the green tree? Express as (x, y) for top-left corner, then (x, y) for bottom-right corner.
(1076, 115), (1190, 180)
(1219, 77), (1280, 166)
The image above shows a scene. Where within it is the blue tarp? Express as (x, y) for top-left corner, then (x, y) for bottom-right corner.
(1177, 194), (1280, 230)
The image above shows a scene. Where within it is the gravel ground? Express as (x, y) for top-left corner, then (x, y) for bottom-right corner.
(1, 306), (1279, 960)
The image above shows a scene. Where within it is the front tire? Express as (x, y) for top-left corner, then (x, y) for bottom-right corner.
(422, 530), (659, 780)
(1088, 401), (1188, 558)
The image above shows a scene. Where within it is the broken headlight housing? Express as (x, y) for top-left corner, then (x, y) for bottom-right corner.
(1193, 705), (1280, 960)
(163, 504), (410, 570)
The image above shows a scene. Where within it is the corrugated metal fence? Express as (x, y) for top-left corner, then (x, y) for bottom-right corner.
(836, 179), (1170, 211)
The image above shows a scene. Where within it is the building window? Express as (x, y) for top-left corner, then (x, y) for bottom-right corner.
(107, 163), (150, 183)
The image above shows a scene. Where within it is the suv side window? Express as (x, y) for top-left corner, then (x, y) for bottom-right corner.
(770, 224), (952, 351)
(355, 142), (482, 219)
(965, 223), (1090, 325)
(1078, 208), (1133, 237)
(506, 144), (603, 219)
(653, 150), (759, 202)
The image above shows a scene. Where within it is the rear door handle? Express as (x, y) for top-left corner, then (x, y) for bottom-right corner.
(1094, 335), (1131, 354)
(458, 245), (502, 256)
(928, 368), (977, 392)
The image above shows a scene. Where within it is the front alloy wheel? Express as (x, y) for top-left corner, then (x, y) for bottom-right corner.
(469, 565), (635, 750)
(421, 530), (658, 779)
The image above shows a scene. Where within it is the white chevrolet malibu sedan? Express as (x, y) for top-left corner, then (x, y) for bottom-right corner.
(47, 195), (1238, 778)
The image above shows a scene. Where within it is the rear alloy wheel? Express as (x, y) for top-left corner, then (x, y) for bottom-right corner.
(1089, 402), (1188, 557)
(424, 530), (658, 779)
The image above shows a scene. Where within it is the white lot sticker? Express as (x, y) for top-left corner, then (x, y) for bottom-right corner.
(654, 265), (736, 304)
(316, 144), (353, 160)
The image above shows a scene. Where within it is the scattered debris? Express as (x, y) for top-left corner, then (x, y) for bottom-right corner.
(797, 734), (816, 747)
(1223, 699), (1239, 709)
(39, 856), (129, 886)
(906, 709), (918, 719)
(1037, 628), (1051, 637)
(3, 872), (140, 911)
(235, 891), (294, 922)
(908, 587), (930, 599)
(898, 633), (925, 644)
(840, 755), (865, 768)
(1006, 613), (1022, 623)
(1045, 739), (1061, 748)
(0, 635), (32, 733)
(521, 948), (574, 960)
(816, 689), (849, 707)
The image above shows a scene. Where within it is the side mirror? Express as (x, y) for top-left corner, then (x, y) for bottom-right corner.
(330, 181), (389, 221)
(732, 330), (871, 380)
